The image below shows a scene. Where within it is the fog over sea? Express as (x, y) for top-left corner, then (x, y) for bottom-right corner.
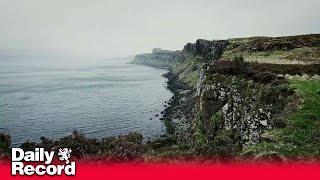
(0, 57), (172, 146)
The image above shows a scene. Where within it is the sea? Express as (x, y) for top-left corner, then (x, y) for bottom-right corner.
(0, 57), (172, 146)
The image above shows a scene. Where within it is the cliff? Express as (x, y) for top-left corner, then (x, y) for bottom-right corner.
(131, 34), (320, 158)
(131, 48), (184, 68)
(183, 39), (228, 62)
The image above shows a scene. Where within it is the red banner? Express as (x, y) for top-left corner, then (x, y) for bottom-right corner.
(1, 160), (320, 180)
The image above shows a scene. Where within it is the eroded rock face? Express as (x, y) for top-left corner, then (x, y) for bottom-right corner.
(197, 72), (272, 146)
(199, 84), (229, 120)
(183, 39), (228, 62)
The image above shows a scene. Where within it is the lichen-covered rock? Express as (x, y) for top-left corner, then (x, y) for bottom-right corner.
(194, 64), (280, 149)
(199, 84), (229, 121)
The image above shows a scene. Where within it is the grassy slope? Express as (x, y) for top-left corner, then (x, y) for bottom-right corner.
(222, 48), (320, 64)
(244, 79), (320, 157)
(171, 56), (200, 88)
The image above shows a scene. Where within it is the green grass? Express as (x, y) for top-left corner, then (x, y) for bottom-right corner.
(171, 56), (200, 88)
(243, 79), (320, 157)
(222, 47), (320, 64)
(182, 70), (199, 87)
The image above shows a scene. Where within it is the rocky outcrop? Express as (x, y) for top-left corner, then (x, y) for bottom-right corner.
(194, 58), (295, 149)
(197, 77), (272, 146)
(183, 39), (228, 62)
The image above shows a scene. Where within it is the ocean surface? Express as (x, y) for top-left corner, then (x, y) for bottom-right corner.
(0, 58), (172, 146)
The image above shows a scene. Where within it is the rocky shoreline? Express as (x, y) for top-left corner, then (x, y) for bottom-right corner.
(154, 69), (196, 139)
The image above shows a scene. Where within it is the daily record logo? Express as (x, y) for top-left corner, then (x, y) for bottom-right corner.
(11, 148), (76, 176)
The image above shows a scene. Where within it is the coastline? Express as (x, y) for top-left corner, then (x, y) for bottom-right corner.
(160, 70), (189, 135)
(128, 61), (194, 136)
(134, 62), (196, 143)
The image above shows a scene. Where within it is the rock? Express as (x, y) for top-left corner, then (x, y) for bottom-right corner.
(311, 75), (320, 80)
(196, 65), (278, 146)
(183, 39), (228, 62)
(199, 84), (229, 120)
(259, 120), (268, 126)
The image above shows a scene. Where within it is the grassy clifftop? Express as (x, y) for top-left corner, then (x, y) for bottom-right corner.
(222, 34), (320, 64)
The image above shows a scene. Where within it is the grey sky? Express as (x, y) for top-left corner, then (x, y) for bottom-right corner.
(0, 0), (319, 58)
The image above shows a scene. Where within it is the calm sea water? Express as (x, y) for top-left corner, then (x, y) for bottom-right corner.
(0, 58), (172, 146)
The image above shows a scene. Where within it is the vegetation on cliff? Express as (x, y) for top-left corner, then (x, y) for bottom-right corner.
(222, 34), (320, 64)
(244, 79), (320, 158)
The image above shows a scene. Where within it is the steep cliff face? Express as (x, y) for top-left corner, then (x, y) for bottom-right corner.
(183, 39), (228, 62)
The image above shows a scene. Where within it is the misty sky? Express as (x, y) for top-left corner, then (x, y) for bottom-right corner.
(0, 0), (319, 59)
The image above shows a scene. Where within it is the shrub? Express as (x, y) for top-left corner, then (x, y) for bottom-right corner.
(212, 135), (235, 156)
(233, 56), (248, 75)
(0, 133), (11, 155)
(253, 72), (278, 84)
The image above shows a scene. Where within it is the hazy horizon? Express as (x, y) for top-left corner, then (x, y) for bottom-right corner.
(1, 0), (320, 60)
